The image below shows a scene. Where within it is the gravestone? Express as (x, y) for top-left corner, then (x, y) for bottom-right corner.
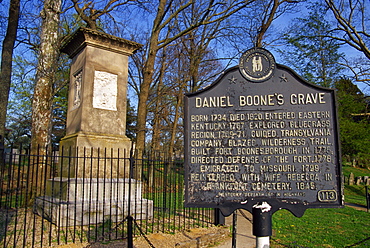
(34, 28), (153, 226)
(364, 176), (369, 184)
(356, 177), (362, 185)
(59, 28), (142, 178)
(349, 172), (355, 185)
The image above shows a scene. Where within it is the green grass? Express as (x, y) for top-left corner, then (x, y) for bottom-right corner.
(271, 166), (370, 247)
(272, 207), (370, 247)
(342, 166), (370, 206)
(342, 166), (370, 178)
(345, 185), (368, 206)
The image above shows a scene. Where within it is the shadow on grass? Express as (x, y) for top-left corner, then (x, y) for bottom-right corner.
(0, 208), (16, 244)
(271, 238), (306, 247)
(346, 185), (367, 196)
(345, 236), (370, 247)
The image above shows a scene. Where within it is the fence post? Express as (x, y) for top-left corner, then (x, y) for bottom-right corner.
(232, 211), (237, 248)
(214, 208), (225, 226)
(127, 215), (134, 248)
(366, 186), (369, 212)
(0, 135), (4, 168)
(0, 136), (4, 209)
(127, 148), (135, 248)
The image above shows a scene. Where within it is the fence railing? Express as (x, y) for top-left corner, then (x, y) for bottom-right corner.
(0, 146), (215, 247)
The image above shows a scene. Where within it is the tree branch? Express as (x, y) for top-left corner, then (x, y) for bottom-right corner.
(325, 0), (370, 60)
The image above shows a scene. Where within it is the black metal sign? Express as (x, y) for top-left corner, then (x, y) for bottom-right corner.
(184, 48), (343, 217)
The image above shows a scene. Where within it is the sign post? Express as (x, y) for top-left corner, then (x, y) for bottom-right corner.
(184, 48), (343, 246)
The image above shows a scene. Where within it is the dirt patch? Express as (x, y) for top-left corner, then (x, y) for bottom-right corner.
(135, 226), (230, 248)
(1, 208), (229, 248)
(86, 226), (230, 248)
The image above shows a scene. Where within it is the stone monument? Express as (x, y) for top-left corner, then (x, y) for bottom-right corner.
(59, 27), (140, 178)
(34, 28), (153, 226)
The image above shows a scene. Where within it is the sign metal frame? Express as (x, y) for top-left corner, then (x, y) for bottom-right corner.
(184, 48), (343, 217)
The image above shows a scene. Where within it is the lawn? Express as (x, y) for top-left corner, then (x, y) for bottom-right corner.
(271, 166), (370, 247)
(272, 207), (370, 247)
(342, 166), (370, 178)
(343, 166), (370, 207)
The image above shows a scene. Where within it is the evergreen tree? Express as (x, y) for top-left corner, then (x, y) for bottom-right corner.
(126, 99), (137, 140)
(335, 78), (370, 167)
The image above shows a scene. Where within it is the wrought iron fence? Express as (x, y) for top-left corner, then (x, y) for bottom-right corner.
(0, 146), (215, 247)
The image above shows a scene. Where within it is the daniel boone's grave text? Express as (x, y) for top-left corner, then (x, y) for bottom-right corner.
(187, 92), (337, 203)
(185, 48), (341, 216)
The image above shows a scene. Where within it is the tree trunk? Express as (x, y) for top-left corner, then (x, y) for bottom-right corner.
(151, 56), (166, 156)
(255, 0), (279, 48)
(30, 0), (61, 200)
(149, 58), (166, 187)
(0, 0), (20, 165)
(135, 0), (167, 156)
(151, 97), (161, 153)
(168, 89), (183, 160)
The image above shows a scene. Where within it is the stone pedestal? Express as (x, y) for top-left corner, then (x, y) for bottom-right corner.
(59, 133), (131, 178)
(34, 178), (153, 226)
(34, 28), (151, 226)
(59, 28), (142, 177)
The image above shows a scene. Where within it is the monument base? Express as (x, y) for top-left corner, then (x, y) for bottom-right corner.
(59, 132), (132, 178)
(34, 178), (153, 227)
(34, 196), (153, 227)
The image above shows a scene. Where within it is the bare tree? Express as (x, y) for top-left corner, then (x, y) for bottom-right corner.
(254, 0), (302, 47)
(325, 0), (370, 83)
(151, 52), (168, 155)
(325, 0), (370, 59)
(71, 0), (136, 30)
(148, 0), (300, 158)
(179, 3), (226, 93)
(135, 0), (255, 156)
(0, 0), (20, 151)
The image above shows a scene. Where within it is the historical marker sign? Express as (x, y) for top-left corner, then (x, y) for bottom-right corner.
(184, 48), (343, 217)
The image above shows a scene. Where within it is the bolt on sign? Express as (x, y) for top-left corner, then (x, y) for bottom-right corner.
(184, 48), (343, 217)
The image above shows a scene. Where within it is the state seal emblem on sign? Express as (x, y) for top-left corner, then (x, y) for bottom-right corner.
(239, 48), (276, 83)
